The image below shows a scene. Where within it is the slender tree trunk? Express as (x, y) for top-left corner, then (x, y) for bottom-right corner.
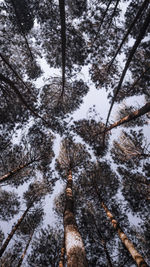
(93, 182), (148, 267)
(103, 102), (150, 133)
(0, 53), (32, 93)
(106, 0), (120, 30)
(64, 170), (88, 267)
(105, 8), (150, 131)
(59, 0), (66, 99)
(17, 231), (34, 267)
(101, 202), (148, 267)
(0, 158), (40, 183)
(93, 0), (112, 44)
(59, 239), (65, 267)
(0, 73), (47, 124)
(0, 202), (33, 257)
(10, 0), (34, 60)
(108, 0), (149, 70)
(92, 214), (113, 267)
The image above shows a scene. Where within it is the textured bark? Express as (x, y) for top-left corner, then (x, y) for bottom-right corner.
(105, 8), (150, 129)
(17, 231), (34, 267)
(0, 158), (40, 183)
(59, 0), (66, 99)
(93, 181), (148, 267)
(101, 202), (148, 267)
(0, 203), (33, 257)
(64, 170), (88, 267)
(108, 0), (149, 70)
(59, 245), (65, 267)
(103, 102), (150, 133)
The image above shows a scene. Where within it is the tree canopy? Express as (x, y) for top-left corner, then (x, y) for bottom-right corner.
(0, 0), (150, 266)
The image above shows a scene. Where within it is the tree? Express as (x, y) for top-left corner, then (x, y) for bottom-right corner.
(57, 138), (89, 266)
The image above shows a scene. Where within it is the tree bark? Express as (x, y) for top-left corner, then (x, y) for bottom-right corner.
(101, 202), (148, 267)
(0, 202), (33, 257)
(64, 170), (88, 267)
(93, 182), (148, 267)
(17, 231), (34, 267)
(103, 102), (150, 133)
(59, 0), (66, 99)
(108, 0), (149, 70)
(105, 8), (150, 130)
(59, 244), (65, 267)
(0, 158), (40, 183)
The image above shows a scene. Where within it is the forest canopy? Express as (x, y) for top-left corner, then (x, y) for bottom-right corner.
(0, 0), (150, 266)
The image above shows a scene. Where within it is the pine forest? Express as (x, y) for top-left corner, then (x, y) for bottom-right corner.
(0, 0), (150, 266)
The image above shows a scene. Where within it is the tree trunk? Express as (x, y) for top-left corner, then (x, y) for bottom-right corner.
(105, 8), (150, 130)
(92, 213), (113, 267)
(59, 0), (66, 99)
(101, 202), (148, 267)
(0, 158), (40, 183)
(93, 182), (148, 267)
(93, 0), (112, 44)
(0, 73), (47, 124)
(107, 0), (120, 30)
(17, 231), (34, 267)
(59, 244), (65, 267)
(0, 53), (32, 93)
(64, 170), (88, 267)
(10, 0), (34, 60)
(0, 202), (33, 257)
(108, 0), (149, 70)
(103, 102), (150, 133)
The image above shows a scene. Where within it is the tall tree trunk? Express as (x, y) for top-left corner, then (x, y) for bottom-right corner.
(0, 202), (33, 257)
(0, 53), (32, 93)
(93, 181), (148, 267)
(101, 102), (150, 134)
(92, 213), (113, 267)
(64, 170), (88, 267)
(106, 0), (120, 30)
(108, 0), (149, 70)
(10, 0), (34, 60)
(0, 158), (40, 183)
(93, 0), (112, 44)
(59, 239), (65, 267)
(59, 0), (66, 99)
(17, 231), (34, 267)
(0, 73), (47, 124)
(105, 8), (150, 131)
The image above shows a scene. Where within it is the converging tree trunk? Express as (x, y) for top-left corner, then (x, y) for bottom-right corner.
(108, 0), (149, 70)
(100, 102), (150, 134)
(59, 239), (65, 267)
(0, 202), (33, 257)
(59, 0), (66, 98)
(10, 0), (34, 60)
(0, 158), (40, 183)
(93, 181), (148, 267)
(64, 170), (88, 267)
(17, 231), (34, 267)
(105, 8), (150, 130)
